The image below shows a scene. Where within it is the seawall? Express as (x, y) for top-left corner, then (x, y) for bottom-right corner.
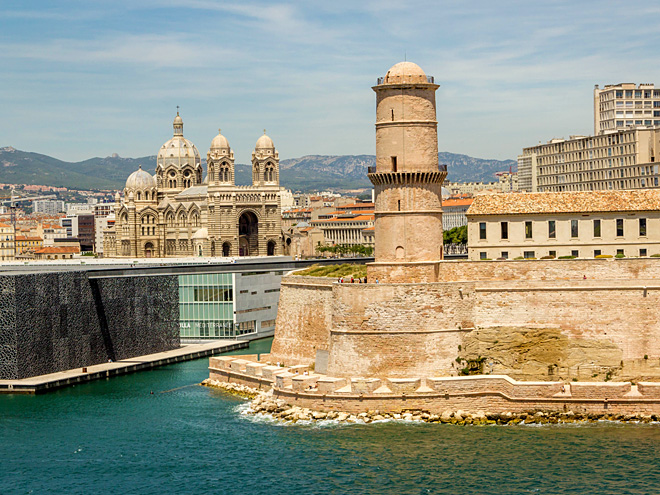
(209, 356), (660, 415)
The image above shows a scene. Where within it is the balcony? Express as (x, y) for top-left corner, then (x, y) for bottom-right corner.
(368, 164), (447, 173)
(376, 75), (435, 85)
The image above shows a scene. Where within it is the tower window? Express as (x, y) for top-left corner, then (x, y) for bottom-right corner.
(391, 109), (394, 121)
(391, 156), (397, 172)
(398, 200), (401, 211)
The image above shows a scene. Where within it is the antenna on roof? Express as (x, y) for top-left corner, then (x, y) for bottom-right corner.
(176, 105), (180, 116)
(404, 51), (407, 62)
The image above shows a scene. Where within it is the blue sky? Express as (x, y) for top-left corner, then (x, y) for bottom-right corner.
(2, 1), (660, 164)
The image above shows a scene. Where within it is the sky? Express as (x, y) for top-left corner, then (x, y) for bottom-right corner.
(2, 1), (660, 164)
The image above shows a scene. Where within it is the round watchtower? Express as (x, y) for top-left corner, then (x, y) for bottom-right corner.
(369, 62), (447, 273)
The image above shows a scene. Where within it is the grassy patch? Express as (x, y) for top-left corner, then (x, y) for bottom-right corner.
(294, 263), (367, 279)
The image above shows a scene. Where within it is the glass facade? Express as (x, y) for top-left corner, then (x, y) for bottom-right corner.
(179, 273), (236, 339)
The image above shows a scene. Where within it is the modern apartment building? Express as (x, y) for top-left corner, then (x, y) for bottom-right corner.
(518, 127), (660, 192)
(519, 83), (660, 193)
(467, 189), (660, 260)
(33, 200), (65, 215)
(594, 83), (660, 135)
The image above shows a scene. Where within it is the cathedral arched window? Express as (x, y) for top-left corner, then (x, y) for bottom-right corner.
(137, 191), (141, 200)
(145, 191), (150, 201)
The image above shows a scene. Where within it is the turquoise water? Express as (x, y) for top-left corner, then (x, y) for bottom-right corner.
(2, 341), (660, 495)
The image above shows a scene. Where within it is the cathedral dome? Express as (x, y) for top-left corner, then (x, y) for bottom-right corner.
(255, 132), (274, 150)
(210, 129), (230, 150)
(382, 61), (429, 84)
(126, 166), (156, 189)
(157, 112), (201, 170)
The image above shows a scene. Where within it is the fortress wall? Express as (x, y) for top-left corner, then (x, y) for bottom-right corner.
(268, 276), (334, 365)
(369, 257), (660, 284)
(438, 257), (660, 282)
(272, 258), (660, 381)
(209, 362), (660, 415)
(469, 286), (660, 379)
(368, 262), (439, 283)
(327, 282), (476, 377)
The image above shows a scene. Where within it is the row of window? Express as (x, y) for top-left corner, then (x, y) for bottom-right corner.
(478, 218), (647, 241)
(540, 177), (659, 192)
(480, 248), (648, 260)
(613, 90), (660, 99)
(526, 132), (636, 156)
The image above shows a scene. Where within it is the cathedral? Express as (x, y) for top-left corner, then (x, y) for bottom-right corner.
(104, 113), (283, 258)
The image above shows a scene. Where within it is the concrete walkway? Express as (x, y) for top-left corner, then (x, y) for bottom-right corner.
(0, 340), (248, 394)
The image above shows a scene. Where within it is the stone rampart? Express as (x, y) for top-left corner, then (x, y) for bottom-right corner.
(268, 276), (334, 365)
(270, 258), (660, 382)
(209, 357), (660, 415)
(369, 257), (660, 284)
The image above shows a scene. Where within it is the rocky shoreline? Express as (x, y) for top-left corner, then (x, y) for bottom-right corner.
(201, 379), (660, 425)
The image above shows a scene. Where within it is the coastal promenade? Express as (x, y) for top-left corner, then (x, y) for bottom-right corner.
(0, 340), (247, 394)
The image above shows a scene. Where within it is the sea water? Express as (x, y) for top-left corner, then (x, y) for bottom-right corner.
(1, 340), (659, 495)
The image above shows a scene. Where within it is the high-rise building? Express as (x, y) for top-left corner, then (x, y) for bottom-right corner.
(594, 83), (660, 135)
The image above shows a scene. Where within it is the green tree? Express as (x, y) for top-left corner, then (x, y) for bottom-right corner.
(443, 225), (467, 244)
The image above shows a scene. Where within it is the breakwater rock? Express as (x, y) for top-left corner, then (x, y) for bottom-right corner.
(201, 378), (260, 399)
(204, 381), (660, 425)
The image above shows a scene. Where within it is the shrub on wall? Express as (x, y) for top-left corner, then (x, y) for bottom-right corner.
(595, 254), (613, 258)
(558, 255), (576, 259)
(615, 253), (625, 258)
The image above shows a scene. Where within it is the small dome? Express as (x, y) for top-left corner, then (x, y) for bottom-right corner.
(210, 129), (230, 150)
(126, 166), (157, 189)
(191, 227), (208, 240)
(173, 114), (183, 125)
(383, 61), (429, 84)
(255, 131), (274, 150)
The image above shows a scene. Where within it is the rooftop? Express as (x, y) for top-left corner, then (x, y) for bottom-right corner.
(467, 190), (660, 216)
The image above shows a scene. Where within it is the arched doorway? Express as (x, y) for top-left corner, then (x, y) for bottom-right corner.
(238, 211), (258, 256)
(144, 242), (154, 258)
(267, 240), (276, 256)
(210, 241), (215, 257)
(222, 242), (231, 257)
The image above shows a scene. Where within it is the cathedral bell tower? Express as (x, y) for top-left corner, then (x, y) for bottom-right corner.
(368, 61), (447, 282)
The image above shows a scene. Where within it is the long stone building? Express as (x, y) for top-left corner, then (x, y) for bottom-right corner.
(104, 113), (283, 258)
(466, 189), (660, 260)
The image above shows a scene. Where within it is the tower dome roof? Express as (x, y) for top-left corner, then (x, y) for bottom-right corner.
(157, 113), (201, 170)
(210, 129), (230, 150)
(382, 61), (429, 84)
(255, 131), (274, 149)
(125, 166), (156, 189)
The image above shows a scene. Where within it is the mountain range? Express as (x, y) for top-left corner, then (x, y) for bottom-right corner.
(0, 146), (515, 192)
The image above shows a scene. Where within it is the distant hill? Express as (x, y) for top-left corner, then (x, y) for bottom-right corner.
(0, 146), (515, 192)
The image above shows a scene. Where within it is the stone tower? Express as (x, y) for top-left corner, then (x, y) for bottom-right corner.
(368, 61), (447, 283)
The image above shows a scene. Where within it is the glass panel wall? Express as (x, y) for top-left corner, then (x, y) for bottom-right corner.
(179, 273), (237, 339)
